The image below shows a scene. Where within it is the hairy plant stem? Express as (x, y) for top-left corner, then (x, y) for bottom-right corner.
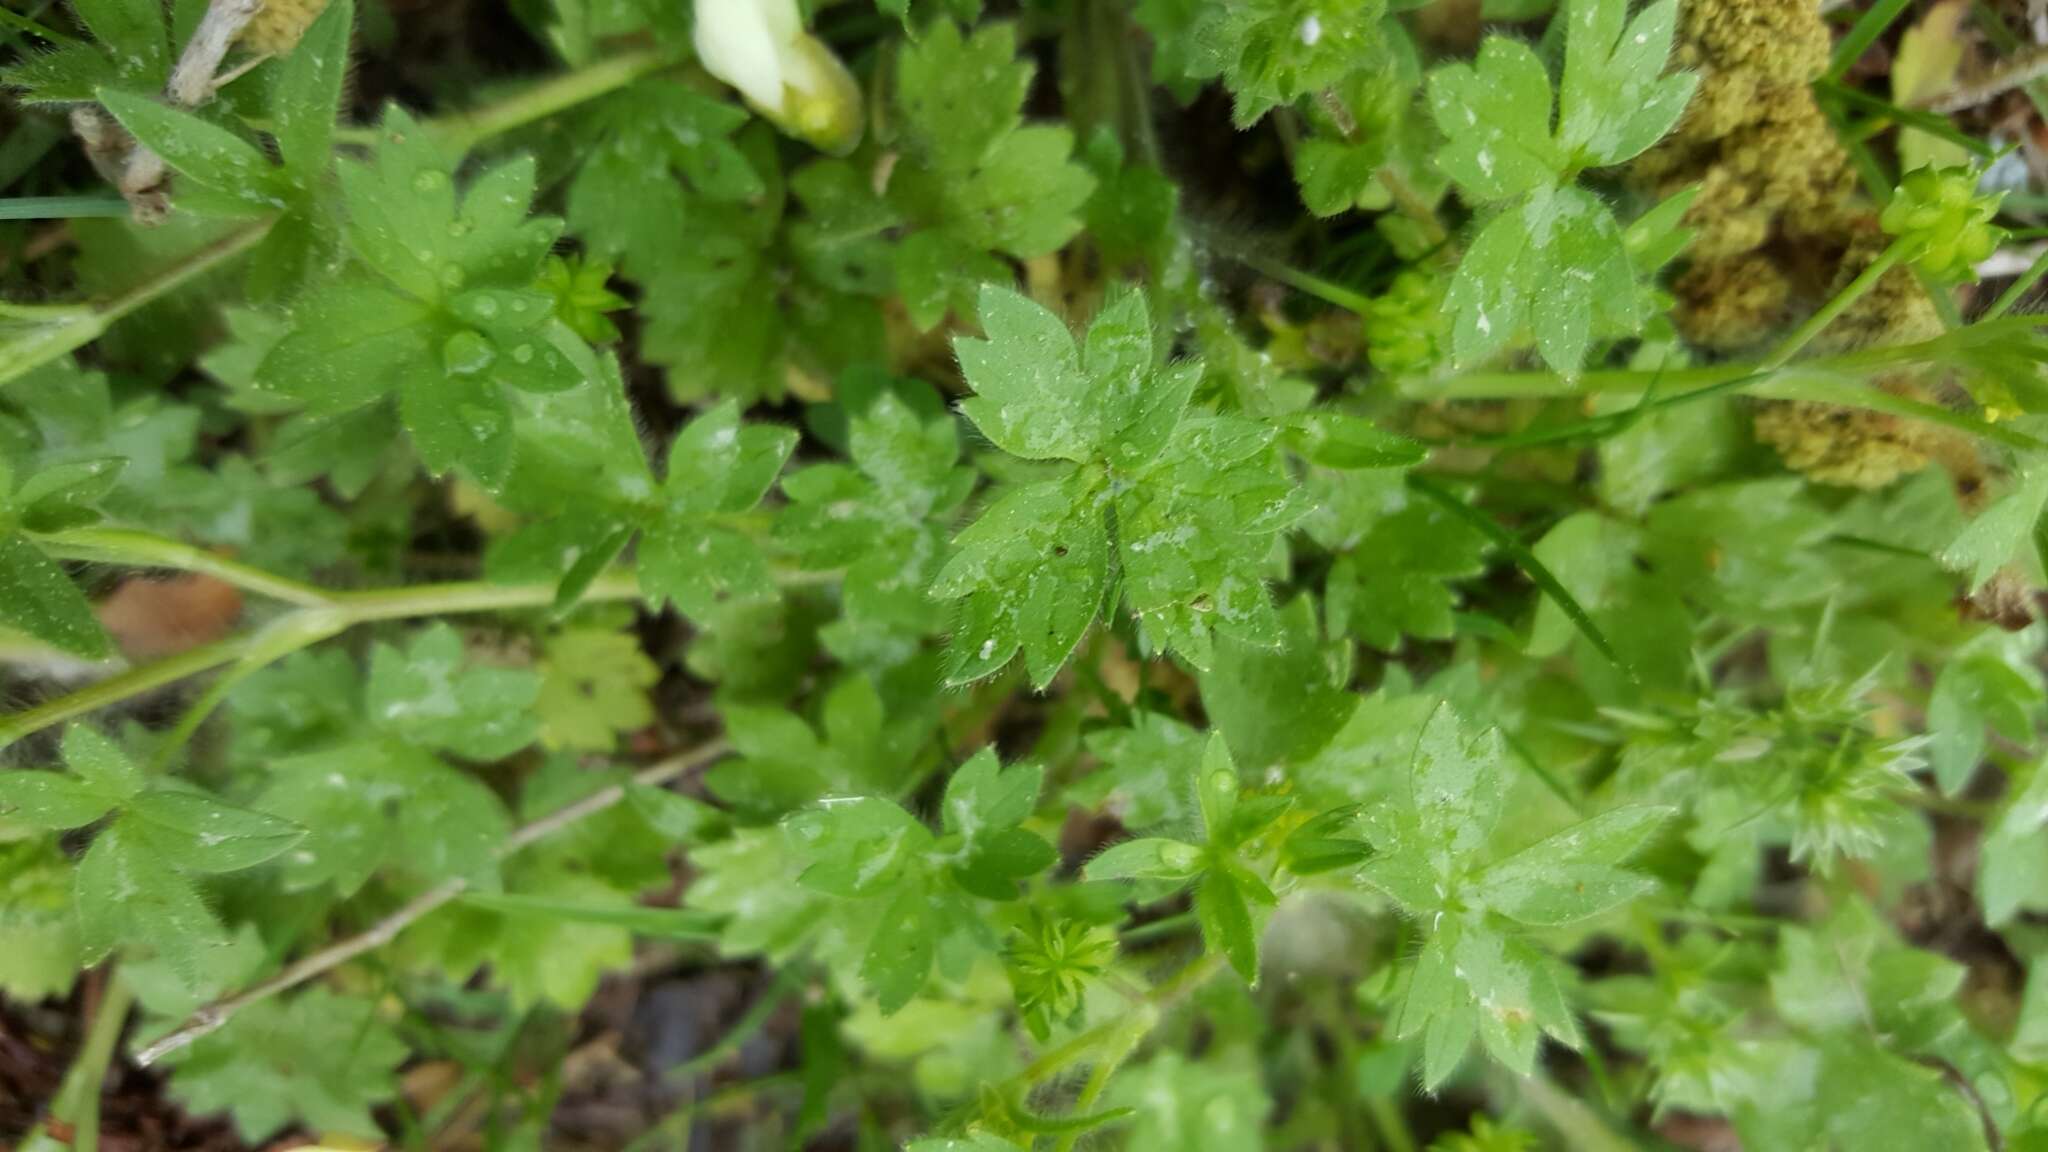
(23, 975), (135, 1152)
(0, 528), (653, 748)
(39, 526), (337, 606)
(430, 47), (671, 153)
(133, 738), (731, 1067)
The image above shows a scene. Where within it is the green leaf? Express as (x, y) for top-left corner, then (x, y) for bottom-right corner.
(707, 673), (932, 814)
(254, 277), (438, 415)
(365, 623), (541, 760)
(1426, 38), (1565, 201)
(535, 627), (659, 750)
(1184, 0), (1390, 127)
(1446, 183), (1640, 375)
(1073, 711), (1204, 830)
(568, 79), (762, 261)
(943, 748), (1041, 837)
(1287, 410), (1427, 470)
(862, 876), (942, 1013)
(931, 471), (1110, 687)
(1309, 469), (1489, 652)
(62, 725), (143, 798)
(398, 352), (514, 482)
(639, 400), (796, 619)
(1410, 702), (1507, 861)
(941, 748), (1055, 898)
(341, 108), (554, 302)
(0, 771), (119, 829)
(1595, 390), (1740, 516)
(777, 392), (971, 663)
(939, 288), (1303, 682)
(0, 840), (81, 1001)
(1084, 837), (1205, 882)
(269, 0), (353, 179)
(1281, 805), (1372, 876)
(1110, 1049), (1271, 1152)
(72, 0), (169, 76)
(1527, 511), (1635, 658)
(890, 22), (1094, 320)
(1555, 0), (1696, 167)
(894, 22), (1032, 170)
(1396, 918), (1578, 1088)
(1940, 463), (2048, 591)
(953, 825), (1058, 900)
(14, 457), (125, 531)
(1396, 927), (1476, 1086)
(74, 825), (230, 989)
(124, 791), (304, 874)
(0, 532), (108, 658)
(2, 43), (122, 104)
(98, 89), (286, 213)
(1982, 754), (2048, 925)
(1926, 636), (2044, 795)
(625, 782), (722, 843)
(792, 796), (934, 899)
(953, 285), (1106, 462)
(1199, 596), (1354, 771)
(1197, 869), (1260, 983)
(162, 987), (407, 1144)
(1471, 805), (1670, 925)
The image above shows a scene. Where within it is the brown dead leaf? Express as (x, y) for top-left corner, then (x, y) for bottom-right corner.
(96, 573), (243, 661)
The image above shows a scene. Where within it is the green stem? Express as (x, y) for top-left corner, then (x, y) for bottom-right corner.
(432, 48), (672, 154)
(661, 967), (803, 1084)
(1052, 1032), (1139, 1152)
(331, 569), (642, 621)
(1760, 242), (1907, 371)
(1404, 361), (1754, 401)
(35, 976), (136, 1152)
(37, 526), (336, 607)
(1987, 246), (2048, 320)
(0, 195), (131, 220)
(1367, 1097), (1418, 1152)
(95, 220), (275, 330)
(0, 634), (256, 749)
(0, 220), (272, 389)
(1119, 909), (1199, 944)
(618, 1072), (803, 1152)
(0, 531), (657, 748)
(1237, 252), (1378, 316)
(0, 3), (80, 47)
(1826, 0), (1917, 82)
(1408, 474), (1632, 681)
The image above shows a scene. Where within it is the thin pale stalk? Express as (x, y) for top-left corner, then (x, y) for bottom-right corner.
(133, 739), (731, 1067)
(1760, 243), (1906, 371)
(432, 48), (671, 153)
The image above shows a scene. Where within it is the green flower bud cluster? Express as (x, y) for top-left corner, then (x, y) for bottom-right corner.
(1363, 267), (1446, 376)
(1880, 166), (2008, 281)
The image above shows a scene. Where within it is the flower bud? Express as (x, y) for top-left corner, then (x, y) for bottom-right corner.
(1880, 166), (2007, 281)
(693, 0), (863, 155)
